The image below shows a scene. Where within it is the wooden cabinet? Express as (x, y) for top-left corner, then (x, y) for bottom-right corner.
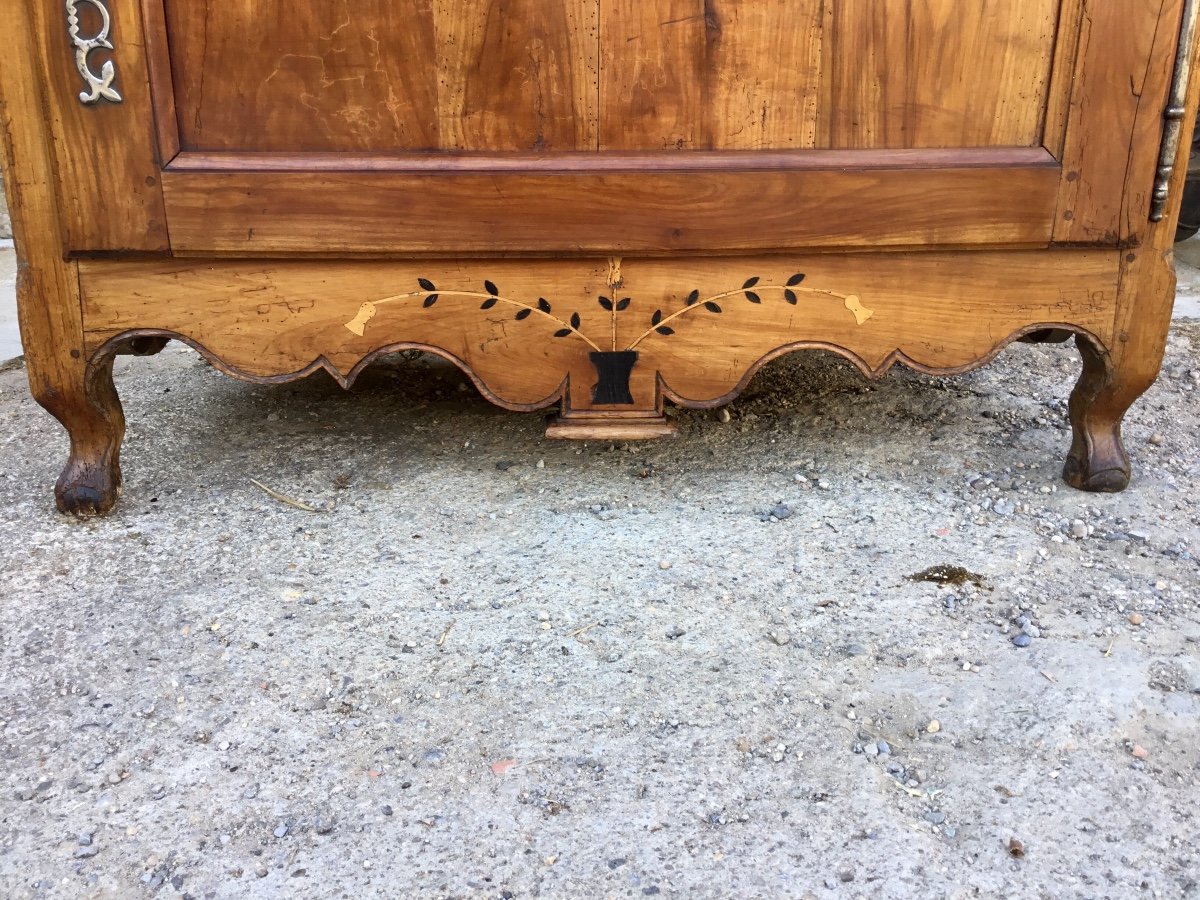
(2, 1), (1197, 513)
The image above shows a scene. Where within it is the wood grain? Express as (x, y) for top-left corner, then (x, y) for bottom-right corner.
(823, 0), (1059, 149)
(160, 149), (1061, 254)
(140, 0), (180, 163)
(1, 0), (128, 513)
(163, 0), (599, 152)
(433, 0), (599, 150)
(599, 0), (822, 150)
(166, 146), (1052, 173)
(1065, 1), (1200, 489)
(1053, 0), (1185, 244)
(1041, 0), (1085, 159)
(78, 250), (1121, 420)
(28, 0), (168, 251)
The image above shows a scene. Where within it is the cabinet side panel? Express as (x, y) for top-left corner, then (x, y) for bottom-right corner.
(1053, 0), (1186, 245)
(29, 0), (169, 252)
(0, 1), (87, 410)
(823, 0), (1060, 149)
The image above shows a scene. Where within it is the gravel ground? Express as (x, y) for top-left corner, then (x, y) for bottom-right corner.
(0, 296), (1198, 898)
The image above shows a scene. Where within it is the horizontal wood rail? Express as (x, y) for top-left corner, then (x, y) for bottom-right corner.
(167, 147), (1053, 174)
(162, 147), (1060, 256)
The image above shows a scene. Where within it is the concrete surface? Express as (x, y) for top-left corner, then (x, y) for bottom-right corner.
(0, 254), (1198, 898)
(0, 183), (11, 240)
(1, 245), (18, 364)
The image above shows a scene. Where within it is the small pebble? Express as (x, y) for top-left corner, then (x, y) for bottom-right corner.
(1012, 634), (1032, 648)
(1149, 433), (1165, 446)
(1128, 614), (1144, 626)
(768, 630), (791, 646)
(877, 741), (891, 756)
(926, 720), (942, 734)
(1131, 744), (1149, 759)
(659, 560), (672, 570)
(73, 846), (99, 859)
(717, 408), (732, 424)
(924, 810), (947, 825)
(666, 625), (686, 640)
(772, 504), (792, 520)
(273, 824), (288, 839)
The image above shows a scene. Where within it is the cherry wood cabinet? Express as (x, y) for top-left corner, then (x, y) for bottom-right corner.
(2, 0), (1197, 514)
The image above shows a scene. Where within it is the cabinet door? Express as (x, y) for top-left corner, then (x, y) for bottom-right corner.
(38, 0), (1188, 254)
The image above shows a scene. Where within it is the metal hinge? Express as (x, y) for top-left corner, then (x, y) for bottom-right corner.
(1151, 0), (1200, 220)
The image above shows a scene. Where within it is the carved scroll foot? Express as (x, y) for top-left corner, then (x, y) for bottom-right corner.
(1062, 336), (1153, 493)
(37, 355), (125, 516)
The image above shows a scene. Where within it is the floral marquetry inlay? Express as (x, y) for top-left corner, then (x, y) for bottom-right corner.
(343, 273), (873, 352)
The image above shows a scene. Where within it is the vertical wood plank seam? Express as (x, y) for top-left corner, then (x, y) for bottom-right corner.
(1038, 0), (1073, 152)
(1117, 0), (1175, 243)
(1049, 0), (1091, 240)
(140, 0), (182, 164)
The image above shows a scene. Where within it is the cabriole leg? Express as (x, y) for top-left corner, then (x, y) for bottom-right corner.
(30, 352), (126, 516)
(1062, 335), (1153, 492)
(1062, 247), (1175, 493)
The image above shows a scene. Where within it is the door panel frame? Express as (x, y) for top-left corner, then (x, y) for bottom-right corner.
(33, 0), (1187, 255)
(159, 148), (1059, 255)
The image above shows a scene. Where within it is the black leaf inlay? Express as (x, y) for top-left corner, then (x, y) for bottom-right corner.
(599, 296), (614, 311)
(787, 273), (806, 286)
(705, 301), (722, 313)
(423, 294), (439, 308)
(652, 309), (663, 326)
(515, 308), (532, 321)
(745, 291), (762, 304)
(686, 289), (700, 306)
(617, 297), (631, 311)
(655, 326), (675, 336)
(418, 278), (437, 292)
(784, 290), (798, 305)
(554, 329), (572, 338)
(570, 312), (581, 329)
(537, 298), (552, 313)
(480, 297), (499, 310)
(743, 276), (761, 289)
(484, 280), (500, 296)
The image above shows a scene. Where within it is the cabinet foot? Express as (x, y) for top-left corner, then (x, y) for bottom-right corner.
(39, 356), (125, 517)
(1062, 335), (1150, 493)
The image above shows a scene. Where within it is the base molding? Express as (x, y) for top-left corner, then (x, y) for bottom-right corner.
(545, 415), (677, 441)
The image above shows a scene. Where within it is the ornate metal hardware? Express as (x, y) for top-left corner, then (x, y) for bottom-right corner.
(1151, 0), (1200, 221)
(66, 0), (122, 105)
